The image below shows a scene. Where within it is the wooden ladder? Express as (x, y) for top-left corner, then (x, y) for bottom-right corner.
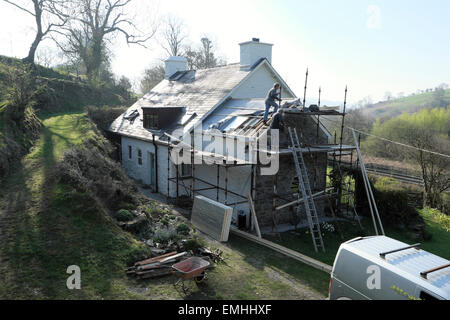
(288, 127), (325, 253)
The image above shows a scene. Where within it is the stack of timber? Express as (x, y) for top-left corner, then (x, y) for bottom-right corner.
(126, 251), (188, 279)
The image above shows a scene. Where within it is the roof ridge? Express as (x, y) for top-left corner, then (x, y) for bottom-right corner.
(196, 63), (240, 71)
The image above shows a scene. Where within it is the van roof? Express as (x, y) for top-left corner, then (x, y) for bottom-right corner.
(342, 236), (450, 299)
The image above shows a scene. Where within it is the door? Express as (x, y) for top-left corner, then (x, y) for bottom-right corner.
(148, 152), (156, 191)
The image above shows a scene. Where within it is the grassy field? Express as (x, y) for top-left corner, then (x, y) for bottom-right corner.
(363, 89), (450, 119)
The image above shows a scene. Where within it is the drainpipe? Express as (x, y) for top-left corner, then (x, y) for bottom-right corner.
(152, 135), (159, 193)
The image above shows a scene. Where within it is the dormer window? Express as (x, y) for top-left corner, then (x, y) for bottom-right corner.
(144, 114), (159, 130)
(142, 106), (186, 130)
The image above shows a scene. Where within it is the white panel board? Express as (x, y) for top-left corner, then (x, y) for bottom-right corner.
(191, 195), (233, 242)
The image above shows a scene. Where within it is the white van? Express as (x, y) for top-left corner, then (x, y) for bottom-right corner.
(328, 236), (449, 300)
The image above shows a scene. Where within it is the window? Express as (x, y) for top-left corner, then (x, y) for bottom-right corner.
(180, 163), (192, 178)
(144, 114), (159, 129)
(128, 146), (132, 159)
(137, 149), (142, 165)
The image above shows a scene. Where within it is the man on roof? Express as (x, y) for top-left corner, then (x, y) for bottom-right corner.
(263, 83), (281, 123)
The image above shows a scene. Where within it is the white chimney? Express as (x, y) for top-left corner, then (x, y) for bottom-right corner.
(239, 38), (273, 70)
(165, 56), (188, 79)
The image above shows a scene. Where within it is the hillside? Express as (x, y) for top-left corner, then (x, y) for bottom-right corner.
(362, 89), (450, 120)
(0, 56), (134, 180)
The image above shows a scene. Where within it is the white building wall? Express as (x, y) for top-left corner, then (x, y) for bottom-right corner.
(121, 136), (252, 224)
(232, 64), (294, 100)
(122, 136), (177, 197)
(193, 164), (252, 224)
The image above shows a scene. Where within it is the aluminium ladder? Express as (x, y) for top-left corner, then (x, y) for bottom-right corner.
(288, 127), (325, 253)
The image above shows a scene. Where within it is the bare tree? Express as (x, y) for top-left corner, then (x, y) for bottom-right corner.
(197, 37), (216, 69)
(140, 64), (165, 94)
(182, 36), (225, 70)
(404, 126), (450, 208)
(56, 0), (157, 82)
(35, 45), (59, 67)
(160, 14), (187, 57)
(3, 0), (70, 63)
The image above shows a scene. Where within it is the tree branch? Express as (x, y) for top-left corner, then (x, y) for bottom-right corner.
(3, 0), (36, 16)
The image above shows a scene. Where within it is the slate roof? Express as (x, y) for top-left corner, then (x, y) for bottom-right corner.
(109, 63), (251, 142)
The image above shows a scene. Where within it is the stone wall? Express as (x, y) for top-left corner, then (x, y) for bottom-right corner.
(254, 152), (328, 227)
(278, 110), (329, 148)
(253, 112), (330, 227)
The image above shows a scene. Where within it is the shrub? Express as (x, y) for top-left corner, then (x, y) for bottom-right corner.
(183, 236), (206, 252)
(152, 226), (179, 244)
(56, 139), (143, 212)
(420, 207), (450, 232)
(176, 222), (191, 236)
(119, 202), (136, 211)
(160, 215), (170, 226)
(115, 209), (133, 222)
(87, 105), (128, 131)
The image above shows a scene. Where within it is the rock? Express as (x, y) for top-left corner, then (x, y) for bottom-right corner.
(149, 247), (166, 255)
(121, 215), (150, 235)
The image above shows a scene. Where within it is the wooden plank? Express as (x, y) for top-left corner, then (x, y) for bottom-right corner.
(137, 252), (188, 271)
(135, 251), (177, 266)
(230, 227), (333, 274)
(191, 195), (233, 242)
(159, 252), (187, 263)
(247, 191), (262, 239)
(137, 268), (173, 279)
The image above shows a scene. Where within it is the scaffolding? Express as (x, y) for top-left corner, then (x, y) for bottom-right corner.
(165, 101), (361, 237)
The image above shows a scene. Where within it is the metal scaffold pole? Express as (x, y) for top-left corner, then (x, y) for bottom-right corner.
(352, 129), (385, 236)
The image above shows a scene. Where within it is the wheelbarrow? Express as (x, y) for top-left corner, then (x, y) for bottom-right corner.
(172, 257), (210, 294)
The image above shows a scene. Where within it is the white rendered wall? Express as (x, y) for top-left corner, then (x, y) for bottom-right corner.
(232, 64), (294, 100)
(193, 164), (252, 224)
(122, 137), (174, 196)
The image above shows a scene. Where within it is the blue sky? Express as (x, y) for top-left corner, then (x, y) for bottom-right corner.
(0, 0), (449, 103)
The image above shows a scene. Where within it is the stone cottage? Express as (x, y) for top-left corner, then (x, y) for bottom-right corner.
(109, 39), (350, 231)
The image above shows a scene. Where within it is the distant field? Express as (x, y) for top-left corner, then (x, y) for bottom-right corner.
(363, 89), (450, 119)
